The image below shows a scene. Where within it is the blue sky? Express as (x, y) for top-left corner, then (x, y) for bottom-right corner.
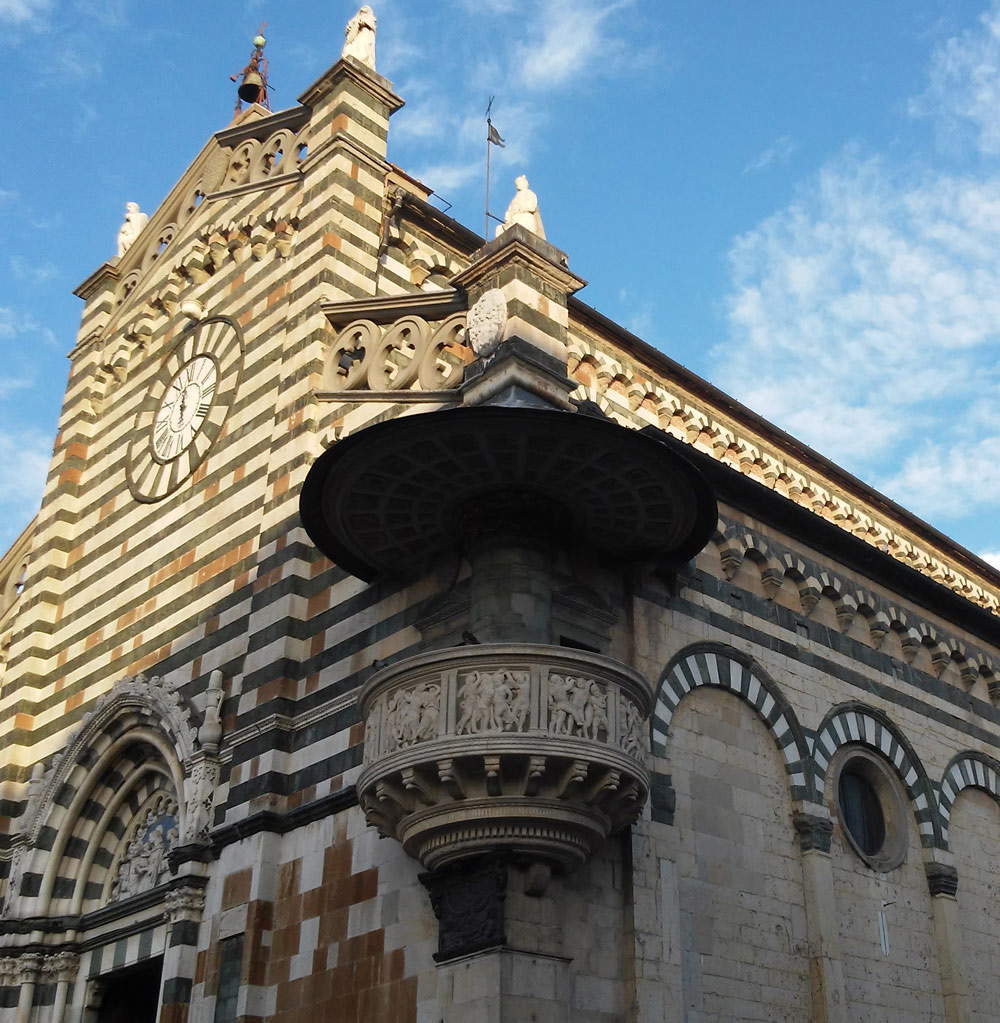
(3, 0), (1000, 567)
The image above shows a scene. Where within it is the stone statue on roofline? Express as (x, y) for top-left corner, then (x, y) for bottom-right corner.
(116, 202), (149, 258)
(342, 5), (377, 70)
(496, 175), (545, 240)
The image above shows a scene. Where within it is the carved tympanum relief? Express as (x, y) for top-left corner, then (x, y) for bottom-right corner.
(548, 674), (609, 741)
(111, 795), (178, 901)
(456, 669), (530, 734)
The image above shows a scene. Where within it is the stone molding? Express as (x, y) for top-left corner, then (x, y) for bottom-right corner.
(565, 334), (1000, 618)
(358, 644), (652, 871)
(793, 811), (834, 853)
(925, 862), (959, 897)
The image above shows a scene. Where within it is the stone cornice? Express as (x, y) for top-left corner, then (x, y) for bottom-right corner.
(298, 57), (404, 114)
(72, 262), (119, 301)
(321, 289), (465, 327)
(213, 104), (309, 148)
(452, 226), (587, 296)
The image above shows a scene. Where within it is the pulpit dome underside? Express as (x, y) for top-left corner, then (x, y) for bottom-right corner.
(299, 405), (718, 582)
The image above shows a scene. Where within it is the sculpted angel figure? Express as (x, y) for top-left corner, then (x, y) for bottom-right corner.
(342, 5), (377, 69)
(496, 175), (546, 239)
(116, 201), (149, 257)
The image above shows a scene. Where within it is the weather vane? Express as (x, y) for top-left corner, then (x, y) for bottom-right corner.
(231, 24), (270, 116)
(484, 96), (506, 238)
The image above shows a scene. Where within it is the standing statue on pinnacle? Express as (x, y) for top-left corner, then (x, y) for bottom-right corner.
(342, 6), (377, 70)
(496, 175), (546, 240)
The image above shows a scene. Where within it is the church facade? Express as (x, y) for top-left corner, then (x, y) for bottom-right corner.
(0, 11), (999, 1023)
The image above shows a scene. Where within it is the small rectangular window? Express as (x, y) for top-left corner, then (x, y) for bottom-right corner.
(213, 934), (244, 1023)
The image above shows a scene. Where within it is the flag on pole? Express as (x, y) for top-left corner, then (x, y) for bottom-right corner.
(487, 120), (505, 147)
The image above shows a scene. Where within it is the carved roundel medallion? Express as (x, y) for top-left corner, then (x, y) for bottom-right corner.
(127, 317), (243, 503)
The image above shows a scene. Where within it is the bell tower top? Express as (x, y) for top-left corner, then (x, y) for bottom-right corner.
(229, 26), (270, 117)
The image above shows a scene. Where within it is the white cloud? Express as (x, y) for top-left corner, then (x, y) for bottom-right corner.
(411, 159), (482, 194)
(715, 6), (1000, 531)
(74, 0), (127, 27)
(981, 550), (1000, 568)
(10, 257), (58, 286)
(911, 1), (1000, 155)
(884, 436), (1000, 520)
(46, 42), (102, 79)
(514, 0), (633, 90)
(715, 153), (1000, 513)
(744, 134), (796, 174)
(0, 306), (57, 349)
(0, 429), (50, 543)
(0, 0), (51, 26)
(393, 0), (645, 204)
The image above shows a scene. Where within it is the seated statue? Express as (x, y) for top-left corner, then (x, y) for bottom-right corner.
(496, 175), (546, 239)
(342, 5), (377, 70)
(116, 202), (149, 258)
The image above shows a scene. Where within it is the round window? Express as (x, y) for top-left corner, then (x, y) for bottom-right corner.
(831, 748), (907, 872)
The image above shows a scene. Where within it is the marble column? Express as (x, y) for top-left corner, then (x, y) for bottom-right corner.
(14, 953), (41, 1023)
(793, 808), (848, 1023)
(925, 861), (969, 1023)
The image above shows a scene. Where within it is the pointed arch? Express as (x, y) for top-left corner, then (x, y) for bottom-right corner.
(938, 752), (1000, 848)
(650, 643), (810, 800)
(811, 702), (940, 847)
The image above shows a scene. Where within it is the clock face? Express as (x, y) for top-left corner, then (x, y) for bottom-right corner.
(127, 318), (243, 503)
(152, 355), (218, 461)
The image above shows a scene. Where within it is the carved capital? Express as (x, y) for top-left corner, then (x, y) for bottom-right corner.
(420, 857), (508, 963)
(793, 811), (833, 853)
(42, 951), (80, 984)
(165, 885), (207, 923)
(15, 952), (42, 983)
(925, 862), (959, 897)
